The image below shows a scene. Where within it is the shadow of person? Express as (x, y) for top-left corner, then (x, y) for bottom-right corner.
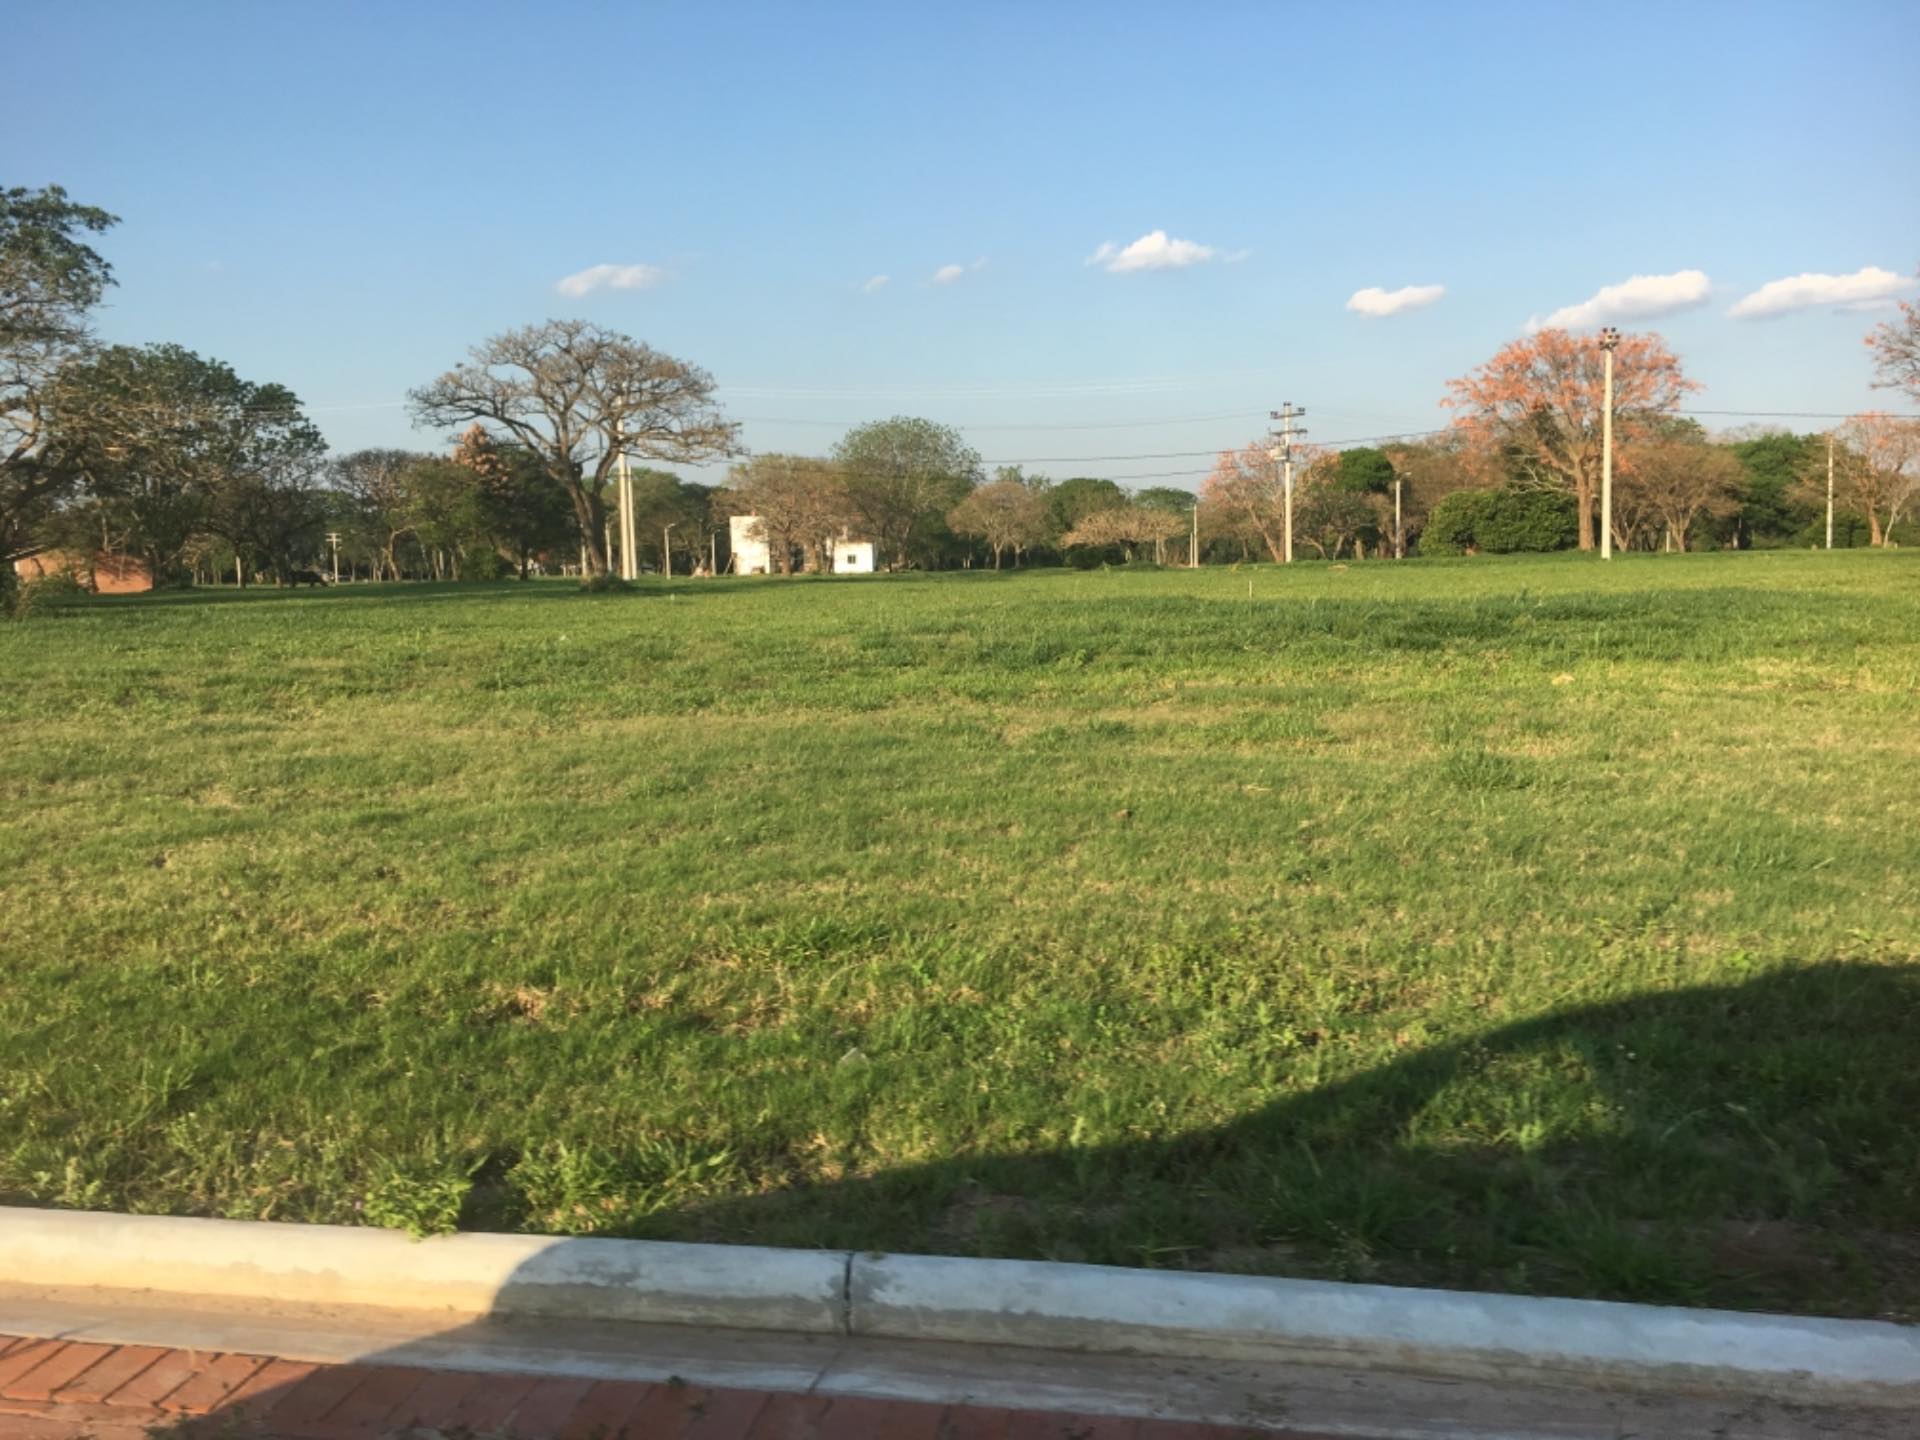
(673, 960), (1919, 1320)
(113, 965), (1913, 1439)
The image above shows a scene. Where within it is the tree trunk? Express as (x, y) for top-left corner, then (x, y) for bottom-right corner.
(568, 485), (609, 575)
(1869, 511), (1886, 546)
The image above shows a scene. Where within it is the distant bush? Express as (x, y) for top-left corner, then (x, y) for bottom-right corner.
(3, 568), (88, 621)
(1420, 491), (1491, 556)
(578, 573), (635, 594)
(1420, 488), (1576, 555)
(464, 548), (507, 581)
(1477, 489), (1578, 552)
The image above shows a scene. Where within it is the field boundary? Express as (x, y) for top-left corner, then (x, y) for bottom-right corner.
(5, 1208), (1915, 1409)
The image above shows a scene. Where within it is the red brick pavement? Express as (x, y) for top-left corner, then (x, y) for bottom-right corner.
(0, 1333), (1311, 1438)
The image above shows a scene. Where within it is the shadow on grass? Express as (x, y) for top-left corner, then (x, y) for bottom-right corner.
(656, 961), (1919, 1319)
(129, 964), (1917, 1440)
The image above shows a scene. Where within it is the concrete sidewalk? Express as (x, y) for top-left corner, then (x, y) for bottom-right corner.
(0, 1284), (1906, 1440)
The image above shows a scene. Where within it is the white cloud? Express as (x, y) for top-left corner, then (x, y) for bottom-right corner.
(1532, 270), (1711, 331)
(555, 262), (666, 297)
(932, 258), (987, 285)
(1346, 283), (1445, 317)
(1086, 230), (1219, 273)
(1728, 266), (1912, 319)
(861, 274), (890, 293)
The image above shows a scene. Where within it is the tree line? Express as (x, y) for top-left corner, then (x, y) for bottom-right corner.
(7, 182), (1917, 610)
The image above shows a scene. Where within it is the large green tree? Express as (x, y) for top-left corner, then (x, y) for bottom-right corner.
(832, 417), (981, 569)
(1333, 447), (1397, 496)
(451, 425), (576, 579)
(410, 321), (737, 577)
(44, 344), (291, 583)
(1725, 430), (1818, 548)
(1044, 476), (1124, 538)
(1, 184), (117, 580)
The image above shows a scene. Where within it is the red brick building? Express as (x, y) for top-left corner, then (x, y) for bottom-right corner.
(13, 551), (154, 594)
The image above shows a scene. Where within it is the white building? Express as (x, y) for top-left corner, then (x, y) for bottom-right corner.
(729, 516), (878, 575)
(832, 540), (876, 574)
(729, 514), (772, 575)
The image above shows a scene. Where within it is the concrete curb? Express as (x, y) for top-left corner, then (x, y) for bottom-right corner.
(852, 1252), (1920, 1407)
(0, 1208), (843, 1335)
(5, 1207), (1916, 1409)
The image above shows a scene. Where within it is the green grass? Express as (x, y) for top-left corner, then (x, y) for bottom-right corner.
(2, 551), (1917, 1317)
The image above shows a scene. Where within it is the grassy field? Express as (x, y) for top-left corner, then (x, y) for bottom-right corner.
(2, 552), (1916, 1319)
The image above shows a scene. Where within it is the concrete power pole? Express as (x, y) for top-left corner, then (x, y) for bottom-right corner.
(1599, 327), (1620, 560)
(1190, 499), (1199, 568)
(1269, 403), (1306, 564)
(1393, 474), (1404, 559)
(616, 431), (637, 582)
(325, 531), (341, 584)
(1826, 433), (1835, 551)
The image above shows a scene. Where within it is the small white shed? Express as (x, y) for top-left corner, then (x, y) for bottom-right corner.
(729, 514), (772, 575)
(832, 541), (876, 574)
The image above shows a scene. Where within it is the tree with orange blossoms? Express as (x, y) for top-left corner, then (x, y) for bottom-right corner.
(1864, 270), (1920, 402)
(1200, 439), (1330, 563)
(1442, 329), (1699, 551)
(1830, 412), (1920, 547)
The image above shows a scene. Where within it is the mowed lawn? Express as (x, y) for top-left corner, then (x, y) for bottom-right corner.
(2, 552), (1916, 1319)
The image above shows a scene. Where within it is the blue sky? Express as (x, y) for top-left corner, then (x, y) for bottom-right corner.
(6, 0), (1917, 488)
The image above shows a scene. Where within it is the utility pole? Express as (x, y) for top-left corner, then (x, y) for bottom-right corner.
(710, 531), (718, 577)
(662, 523), (676, 580)
(325, 531), (341, 584)
(1269, 404), (1306, 563)
(1599, 327), (1620, 560)
(1393, 473), (1404, 559)
(1191, 498), (1200, 568)
(1825, 433), (1835, 551)
(615, 422), (637, 582)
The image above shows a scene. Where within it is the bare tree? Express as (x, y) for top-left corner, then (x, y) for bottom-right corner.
(723, 454), (851, 574)
(1829, 412), (1920, 546)
(409, 321), (737, 577)
(330, 449), (421, 580)
(1061, 503), (1186, 561)
(1865, 274), (1920, 402)
(948, 478), (1050, 568)
(1618, 441), (1743, 551)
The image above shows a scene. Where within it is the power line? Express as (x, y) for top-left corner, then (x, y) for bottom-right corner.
(735, 408), (1266, 432)
(1678, 408), (1920, 420)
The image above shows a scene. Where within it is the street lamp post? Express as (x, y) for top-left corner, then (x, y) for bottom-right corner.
(1599, 327), (1620, 560)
